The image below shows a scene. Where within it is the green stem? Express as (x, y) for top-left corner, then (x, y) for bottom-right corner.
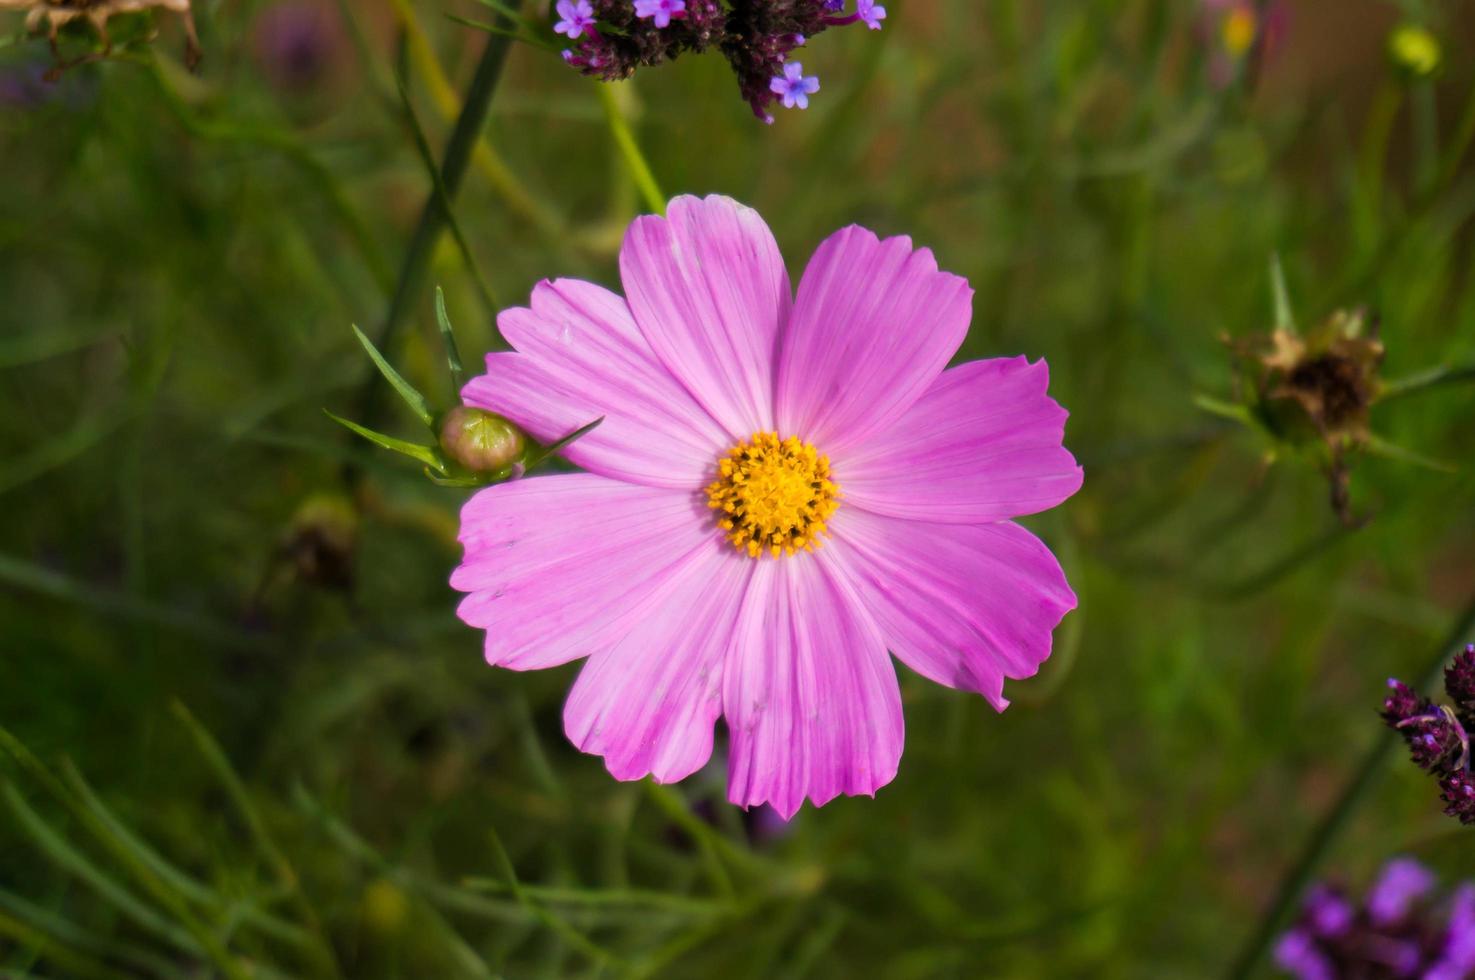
(596, 84), (667, 216)
(355, 22), (515, 431)
(1225, 592), (1475, 979)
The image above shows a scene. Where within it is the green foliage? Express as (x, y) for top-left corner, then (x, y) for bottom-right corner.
(3, 0), (1475, 977)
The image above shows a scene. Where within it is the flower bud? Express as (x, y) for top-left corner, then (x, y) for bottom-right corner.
(1389, 23), (1440, 78)
(1445, 646), (1475, 717)
(438, 406), (526, 474)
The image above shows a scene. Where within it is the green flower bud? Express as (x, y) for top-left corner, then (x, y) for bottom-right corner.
(438, 406), (526, 474)
(1389, 24), (1440, 78)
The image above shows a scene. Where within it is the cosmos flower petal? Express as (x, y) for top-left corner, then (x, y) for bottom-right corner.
(776, 225), (972, 451)
(620, 194), (790, 438)
(453, 475), (712, 670)
(723, 557), (903, 819)
(565, 546), (751, 783)
(463, 278), (728, 489)
(828, 508), (1075, 710)
(838, 357), (1083, 523)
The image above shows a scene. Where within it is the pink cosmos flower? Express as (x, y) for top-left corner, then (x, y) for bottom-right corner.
(454, 195), (1082, 818)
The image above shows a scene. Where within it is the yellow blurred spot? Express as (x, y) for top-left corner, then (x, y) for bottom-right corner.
(1389, 24), (1441, 78)
(1222, 7), (1258, 59)
(361, 879), (410, 935)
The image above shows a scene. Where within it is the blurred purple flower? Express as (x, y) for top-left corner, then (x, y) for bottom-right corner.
(856, 0), (886, 30)
(1275, 861), (1475, 979)
(769, 61), (818, 110)
(252, 1), (344, 92)
(1366, 858), (1435, 927)
(1274, 930), (1335, 980)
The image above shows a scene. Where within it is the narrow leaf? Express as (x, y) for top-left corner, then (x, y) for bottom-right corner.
(435, 286), (466, 392)
(1269, 254), (1298, 335)
(324, 410), (446, 472)
(524, 417), (604, 470)
(1365, 433), (1458, 473)
(350, 324), (433, 427)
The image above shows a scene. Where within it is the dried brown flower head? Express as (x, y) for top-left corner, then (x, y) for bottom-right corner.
(1234, 309), (1385, 525)
(0, 0), (200, 70)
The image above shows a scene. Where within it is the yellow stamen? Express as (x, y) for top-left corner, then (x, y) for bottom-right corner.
(704, 432), (840, 559)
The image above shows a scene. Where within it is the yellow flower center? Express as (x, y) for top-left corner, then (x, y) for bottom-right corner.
(705, 432), (840, 559)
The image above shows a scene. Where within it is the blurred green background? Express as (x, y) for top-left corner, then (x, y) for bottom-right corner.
(3, 0), (1475, 976)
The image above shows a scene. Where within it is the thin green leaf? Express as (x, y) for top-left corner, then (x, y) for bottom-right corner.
(58, 759), (316, 955)
(524, 417), (605, 469)
(1365, 433), (1458, 473)
(0, 783), (200, 956)
(425, 469), (505, 487)
(0, 887), (185, 979)
(1269, 253), (1297, 334)
(0, 908), (134, 980)
(485, 823), (619, 966)
(1192, 394), (1252, 425)
(324, 410), (446, 472)
(350, 324), (433, 427)
(445, 14), (562, 52)
(467, 0), (543, 31)
(435, 286), (466, 391)
(596, 84), (667, 215)
(169, 702), (338, 976)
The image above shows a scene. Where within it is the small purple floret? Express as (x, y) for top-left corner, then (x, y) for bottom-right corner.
(553, 0), (597, 39)
(770, 61), (819, 110)
(857, 0), (887, 30)
(1303, 885), (1353, 938)
(1273, 929), (1336, 980)
(1442, 769), (1475, 824)
(1366, 857), (1436, 926)
(633, 0), (685, 29)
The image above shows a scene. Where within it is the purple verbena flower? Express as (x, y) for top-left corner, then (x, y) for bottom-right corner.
(770, 61), (819, 110)
(633, 0), (684, 29)
(1275, 862), (1475, 980)
(452, 195), (1082, 817)
(857, 0), (886, 30)
(1366, 858), (1435, 926)
(554, 0), (597, 39)
(1273, 930), (1336, 980)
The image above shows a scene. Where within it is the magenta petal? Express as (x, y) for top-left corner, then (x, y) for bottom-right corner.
(565, 546), (751, 783)
(723, 557), (903, 819)
(838, 357), (1083, 523)
(463, 278), (728, 490)
(452, 475), (709, 670)
(620, 195), (790, 438)
(775, 226), (972, 451)
(828, 508), (1076, 710)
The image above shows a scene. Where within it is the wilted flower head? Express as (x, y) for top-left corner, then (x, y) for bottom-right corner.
(0, 0), (200, 69)
(1222, 299), (1387, 526)
(452, 195), (1082, 817)
(556, 0), (885, 122)
(1383, 646), (1475, 826)
(1275, 859), (1475, 979)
